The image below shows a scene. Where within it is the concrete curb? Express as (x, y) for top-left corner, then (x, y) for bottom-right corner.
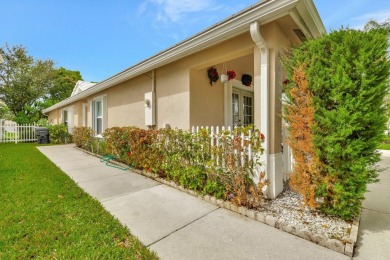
(74, 146), (359, 257)
(379, 149), (390, 157)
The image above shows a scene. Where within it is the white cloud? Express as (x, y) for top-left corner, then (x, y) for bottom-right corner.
(140, 0), (218, 23)
(350, 9), (390, 29)
(135, 0), (258, 48)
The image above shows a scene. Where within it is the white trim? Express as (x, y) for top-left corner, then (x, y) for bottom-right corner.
(61, 105), (74, 133)
(268, 153), (284, 199)
(43, 0), (325, 114)
(82, 103), (88, 127)
(91, 94), (107, 135)
(224, 82), (232, 127)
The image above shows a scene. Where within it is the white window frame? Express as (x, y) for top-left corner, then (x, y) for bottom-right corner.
(61, 106), (74, 133)
(224, 79), (254, 127)
(62, 109), (69, 126)
(91, 95), (107, 137)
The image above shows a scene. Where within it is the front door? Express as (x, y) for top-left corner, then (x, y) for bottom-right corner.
(232, 88), (254, 127)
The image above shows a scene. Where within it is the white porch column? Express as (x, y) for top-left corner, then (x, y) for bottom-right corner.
(250, 21), (283, 199)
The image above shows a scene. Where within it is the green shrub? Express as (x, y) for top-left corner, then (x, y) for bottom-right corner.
(73, 126), (95, 148)
(283, 27), (390, 219)
(36, 118), (50, 127)
(48, 124), (72, 144)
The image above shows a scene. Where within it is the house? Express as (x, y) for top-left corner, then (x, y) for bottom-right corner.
(43, 0), (326, 198)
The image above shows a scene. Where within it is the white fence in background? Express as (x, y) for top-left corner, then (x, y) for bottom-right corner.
(0, 120), (37, 143)
(191, 125), (292, 182)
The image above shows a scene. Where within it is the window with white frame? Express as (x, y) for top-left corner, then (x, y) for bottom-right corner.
(224, 79), (254, 128)
(91, 96), (106, 135)
(62, 109), (68, 126)
(232, 89), (253, 127)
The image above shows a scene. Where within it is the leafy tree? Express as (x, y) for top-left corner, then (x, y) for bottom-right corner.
(0, 100), (12, 119)
(364, 18), (390, 32)
(364, 19), (390, 125)
(48, 67), (82, 103)
(283, 24), (390, 219)
(0, 44), (84, 123)
(0, 44), (54, 123)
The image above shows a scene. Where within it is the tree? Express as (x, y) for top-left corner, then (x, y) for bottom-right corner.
(364, 18), (390, 32)
(364, 19), (390, 126)
(0, 100), (12, 119)
(0, 44), (84, 123)
(48, 67), (83, 104)
(0, 44), (54, 123)
(283, 24), (390, 220)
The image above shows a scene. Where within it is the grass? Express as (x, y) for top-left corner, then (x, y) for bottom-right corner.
(379, 136), (390, 150)
(379, 143), (390, 150)
(0, 143), (158, 259)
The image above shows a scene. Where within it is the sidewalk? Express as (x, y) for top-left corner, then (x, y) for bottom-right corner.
(38, 144), (349, 260)
(353, 150), (390, 259)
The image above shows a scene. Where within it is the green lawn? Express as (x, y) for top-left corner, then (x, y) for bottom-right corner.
(379, 143), (390, 150)
(379, 136), (390, 150)
(0, 143), (157, 259)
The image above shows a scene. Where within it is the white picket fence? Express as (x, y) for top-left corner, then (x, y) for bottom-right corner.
(0, 120), (38, 143)
(191, 125), (292, 181)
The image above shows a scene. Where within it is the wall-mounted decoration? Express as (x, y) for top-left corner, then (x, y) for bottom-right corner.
(241, 74), (252, 86)
(207, 66), (219, 85)
(227, 70), (236, 81)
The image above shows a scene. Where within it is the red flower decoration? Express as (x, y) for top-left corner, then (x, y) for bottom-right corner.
(260, 133), (265, 141)
(227, 70), (236, 80)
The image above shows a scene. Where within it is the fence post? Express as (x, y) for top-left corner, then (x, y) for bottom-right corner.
(15, 123), (18, 144)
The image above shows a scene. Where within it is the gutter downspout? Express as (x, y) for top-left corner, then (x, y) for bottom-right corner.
(250, 21), (270, 196)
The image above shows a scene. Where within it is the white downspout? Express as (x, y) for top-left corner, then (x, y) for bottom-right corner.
(250, 21), (270, 196)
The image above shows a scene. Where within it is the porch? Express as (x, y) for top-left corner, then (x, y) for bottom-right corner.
(188, 21), (294, 199)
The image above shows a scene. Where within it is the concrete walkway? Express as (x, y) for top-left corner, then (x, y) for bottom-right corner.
(354, 150), (390, 260)
(38, 144), (349, 260)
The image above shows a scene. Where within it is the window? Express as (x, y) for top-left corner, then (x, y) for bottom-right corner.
(224, 79), (254, 128)
(91, 96), (106, 136)
(61, 107), (73, 133)
(232, 89), (253, 127)
(62, 109), (68, 126)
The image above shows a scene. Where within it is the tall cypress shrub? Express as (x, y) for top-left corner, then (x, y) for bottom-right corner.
(283, 27), (390, 220)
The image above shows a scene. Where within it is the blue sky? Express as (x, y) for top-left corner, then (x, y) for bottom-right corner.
(1, 0), (389, 82)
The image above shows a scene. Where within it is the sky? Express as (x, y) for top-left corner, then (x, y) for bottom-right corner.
(1, 0), (389, 82)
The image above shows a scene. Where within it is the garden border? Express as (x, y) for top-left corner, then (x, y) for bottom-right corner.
(74, 146), (360, 257)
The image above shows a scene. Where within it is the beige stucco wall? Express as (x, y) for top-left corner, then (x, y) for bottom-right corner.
(47, 109), (59, 125)
(80, 63), (190, 130)
(155, 61), (190, 129)
(188, 33), (256, 127)
(99, 75), (151, 129)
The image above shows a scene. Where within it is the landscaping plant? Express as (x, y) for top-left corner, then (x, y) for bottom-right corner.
(72, 126), (94, 148)
(283, 27), (390, 219)
(101, 125), (267, 208)
(48, 124), (72, 144)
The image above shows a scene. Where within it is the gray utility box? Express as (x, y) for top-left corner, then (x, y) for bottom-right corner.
(35, 127), (50, 144)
